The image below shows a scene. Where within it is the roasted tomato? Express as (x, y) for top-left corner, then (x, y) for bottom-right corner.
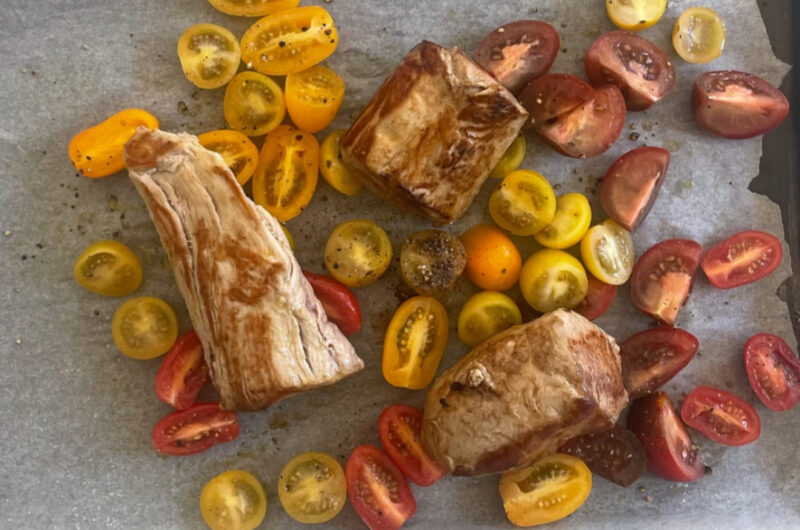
(460, 224), (522, 291)
(177, 24), (240, 90)
(533, 193), (592, 250)
(473, 20), (560, 94)
(627, 392), (706, 482)
(278, 452), (347, 524)
(281, 224), (295, 250)
(692, 71), (789, 139)
(197, 130), (259, 185)
(241, 6), (338, 76)
(73, 240), (142, 297)
(519, 249), (589, 313)
(490, 136), (526, 179)
(681, 386), (760, 446)
(499, 453), (592, 527)
(69, 108), (158, 178)
(559, 425), (646, 487)
(152, 402), (239, 456)
(346, 445), (416, 530)
(630, 239), (702, 325)
(673, 7), (726, 64)
(519, 73), (595, 125)
(585, 31), (676, 111)
(580, 219), (634, 286)
(379, 405), (446, 486)
(620, 327), (699, 397)
(208, 0), (299, 17)
(303, 271), (362, 335)
(325, 219), (392, 287)
(320, 129), (362, 196)
(252, 125), (318, 221)
(606, 0), (667, 31)
(575, 274), (617, 321)
(457, 291), (522, 347)
(400, 230), (466, 296)
(200, 470), (266, 530)
(285, 65), (345, 133)
(701, 230), (782, 289)
(489, 169), (556, 236)
(383, 297), (449, 390)
(112, 297), (178, 360)
(744, 334), (800, 411)
(155, 330), (210, 410)
(223, 71), (285, 137)
(600, 146), (670, 232)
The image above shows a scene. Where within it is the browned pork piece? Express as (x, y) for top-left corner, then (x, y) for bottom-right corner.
(421, 309), (628, 476)
(341, 40), (529, 225)
(124, 128), (364, 412)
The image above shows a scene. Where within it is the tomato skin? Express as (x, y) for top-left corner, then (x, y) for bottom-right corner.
(519, 73), (595, 125)
(285, 65), (345, 133)
(196, 130), (259, 186)
(303, 271), (362, 335)
(744, 334), (800, 411)
(490, 136), (526, 179)
(320, 129), (363, 196)
(606, 0), (667, 31)
(701, 230), (782, 289)
(620, 327), (699, 397)
(378, 405), (446, 486)
(155, 330), (211, 410)
(460, 224), (522, 291)
(559, 425), (646, 487)
(680, 386), (761, 446)
(575, 274), (616, 321)
(152, 402), (239, 456)
(208, 0), (299, 17)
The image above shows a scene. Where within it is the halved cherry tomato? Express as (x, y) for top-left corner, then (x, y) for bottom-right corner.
(223, 71), (285, 137)
(281, 225), (295, 251)
(473, 20), (560, 95)
(460, 224), (522, 291)
(627, 392), (706, 482)
(73, 240), (142, 297)
(559, 425), (646, 487)
(325, 219), (392, 287)
(303, 271), (362, 335)
(320, 129), (362, 195)
(681, 386), (761, 446)
(241, 6), (338, 76)
(346, 445), (416, 530)
(580, 219), (634, 286)
(69, 108), (158, 178)
(519, 73), (595, 125)
(177, 24), (240, 90)
(630, 239), (702, 325)
(112, 297), (178, 360)
(489, 169), (556, 236)
(457, 291), (522, 347)
(673, 7), (726, 64)
(519, 249), (588, 313)
(600, 146), (670, 232)
(155, 330), (210, 410)
(606, 0), (667, 31)
(208, 0), (299, 17)
(575, 274), (617, 321)
(744, 334), (800, 411)
(691, 71), (789, 139)
(285, 65), (345, 133)
(490, 136), (526, 179)
(379, 405), (446, 487)
(620, 327), (699, 397)
(701, 230), (782, 289)
(252, 124), (318, 222)
(200, 470), (266, 530)
(383, 297), (448, 390)
(499, 453), (591, 527)
(585, 31), (676, 111)
(533, 193), (592, 250)
(152, 402), (239, 456)
(278, 452), (347, 524)
(400, 230), (466, 296)
(197, 130), (259, 185)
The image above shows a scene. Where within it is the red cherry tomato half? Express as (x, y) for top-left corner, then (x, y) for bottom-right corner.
(559, 425), (646, 487)
(152, 402), (239, 456)
(701, 230), (782, 289)
(585, 31), (676, 111)
(630, 239), (702, 325)
(155, 330), (211, 410)
(744, 333), (800, 411)
(303, 271), (362, 335)
(519, 73), (595, 125)
(575, 274), (617, 321)
(627, 392), (706, 482)
(680, 386), (761, 446)
(600, 146), (670, 232)
(620, 327), (699, 398)
(346, 445), (416, 530)
(692, 71), (789, 139)
(378, 404), (446, 486)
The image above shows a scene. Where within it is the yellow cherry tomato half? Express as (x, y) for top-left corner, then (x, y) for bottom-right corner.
(197, 130), (259, 185)
(519, 249), (588, 313)
(325, 219), (392, 287)
(489, 169), (556, 236)
(177, 24), (241, 90)
(673, 7), (726, 64)
(490, 136), (526, 179)
(281, 225), (295, 251)
(320, 129), (362, 196)
(208, 0), (299, 17)
(580, 219), (634, 286)
(286, 65), (345, 133)
(111, 297), (178, 360)
(73, 240), (142, 297)
(252, 125), (319, 222)
(223, 71), (285, 137)
(460, 224), (522, 291)
(200, 470), (267, 530)
(383, 296), (449, 390)
(457, 291), (522, 348)
(499, 453), (592, 527)
(278, 452), (347, 524)
(533, 193), (592, 250)
(606, 0), (667, 32)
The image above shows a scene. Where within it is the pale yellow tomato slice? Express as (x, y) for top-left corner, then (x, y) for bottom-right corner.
(489, 169), (556, 236)
(533, 193), (592, 250)
(580, 219), (634, 286)
(607, 0), (667, 31)
(200, 470), (267, 530)
(519, 249), (588, 313)
(457, 291), (522, 347)
(673, 7), (726, 64)
(177, 24), (241, 90)
(278, 452), (347, 524)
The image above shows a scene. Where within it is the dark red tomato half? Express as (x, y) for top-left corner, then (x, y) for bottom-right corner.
(630, 239), (702, 325)
(346, 445), (416, 530)
(378, 404), (446, 486)
(155, 329), (210, 410)
(692, 71), (790, 139)
(701, 231), (782, 289)
(620, 327), (699, 397)
(152, 402), (239, 456)
(474, 20), (560, 95)
(600, 146), (670, 232)
(518, 73), (595, 124)
(559, 425), (646, 487)
(304, 271), (362, 335)
(585, 31), (676, 111)
(627, 392), (706, 482)
(575, 274), (617, 320)
(744, 333), (800, 411)
(680, 386), (761, 446)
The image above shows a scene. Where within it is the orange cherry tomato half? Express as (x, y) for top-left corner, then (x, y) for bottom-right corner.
(196, 130), (259, 185)
(285, 65), (345, 133)
(460, 224), (522, 291)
